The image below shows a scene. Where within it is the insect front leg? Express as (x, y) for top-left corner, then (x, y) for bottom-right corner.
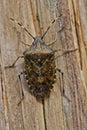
(48, 32), (57, 46)
(47, 39), (57, 46)
(5, 56), (24, 68)
(21, 41), (30, 47)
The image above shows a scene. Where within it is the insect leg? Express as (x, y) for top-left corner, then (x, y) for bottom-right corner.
(55, 48), (78, 59)
(21, 41), (30, 47)
(47, 39), (57, 46)
(17, 72), (24, 105)
(48, 32), (57, 46)
(5, 56), (24, 68)
(56, 69), (70, 102)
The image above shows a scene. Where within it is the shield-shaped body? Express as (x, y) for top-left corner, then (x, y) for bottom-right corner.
(23, 36), (56, 100)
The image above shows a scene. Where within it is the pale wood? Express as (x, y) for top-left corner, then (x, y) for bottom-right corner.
(0, 0), (87, 130)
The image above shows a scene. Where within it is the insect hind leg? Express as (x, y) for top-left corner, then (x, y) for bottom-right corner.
(17, 72), (25, 105)
(56, 68), (70, 102)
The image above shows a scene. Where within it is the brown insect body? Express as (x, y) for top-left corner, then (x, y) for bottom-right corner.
(6, 18), (59, 102)
(23, 36), (56, 100)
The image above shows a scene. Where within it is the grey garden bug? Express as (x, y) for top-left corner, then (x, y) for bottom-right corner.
(6, 18), (77, 103)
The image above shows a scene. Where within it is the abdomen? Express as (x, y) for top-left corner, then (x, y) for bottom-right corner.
(24, 53), (56, 100)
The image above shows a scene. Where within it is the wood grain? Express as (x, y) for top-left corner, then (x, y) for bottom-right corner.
(0, 0), (87, 130)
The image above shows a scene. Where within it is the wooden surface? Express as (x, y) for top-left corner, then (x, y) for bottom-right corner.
(0, 0), (87, 130)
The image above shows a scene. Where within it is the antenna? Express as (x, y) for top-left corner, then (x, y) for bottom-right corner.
(41, 18), (58, 39)
(10, 18), (35, 39)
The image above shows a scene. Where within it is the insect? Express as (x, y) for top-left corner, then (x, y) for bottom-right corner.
(6, 18), (76, 102)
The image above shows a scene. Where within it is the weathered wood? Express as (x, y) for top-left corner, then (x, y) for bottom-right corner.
(0, 0), (87, 130)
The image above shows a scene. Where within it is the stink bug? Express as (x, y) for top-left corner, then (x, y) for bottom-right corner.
(6, 18), (76, 102)
(23, 38), (56, 100)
